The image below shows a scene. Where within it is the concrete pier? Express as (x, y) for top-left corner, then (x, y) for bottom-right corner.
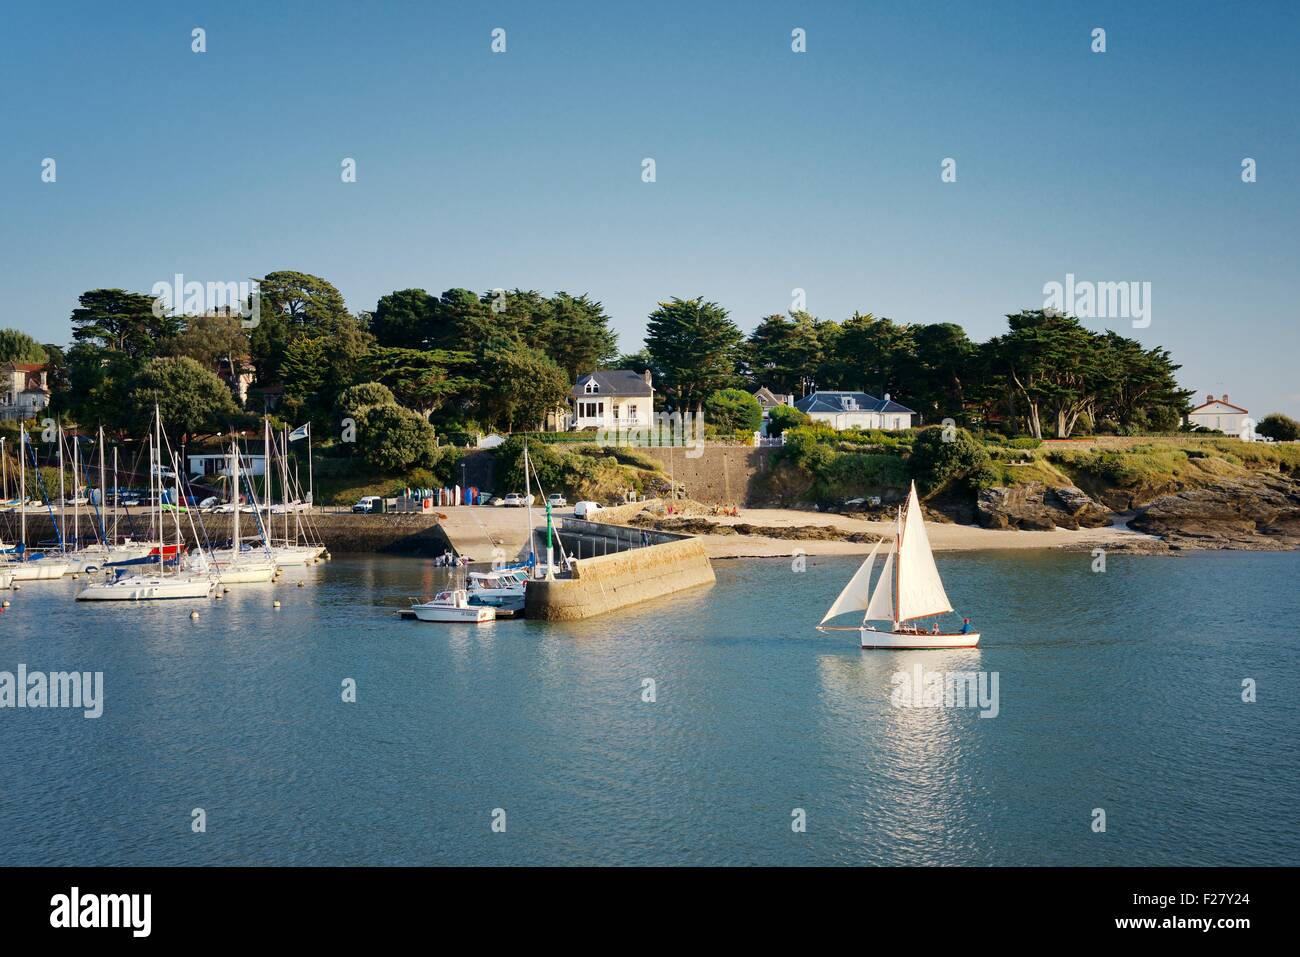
(524, 519), (715, 621)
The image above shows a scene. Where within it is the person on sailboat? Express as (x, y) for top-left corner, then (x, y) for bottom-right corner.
(961, 617), (972, 634)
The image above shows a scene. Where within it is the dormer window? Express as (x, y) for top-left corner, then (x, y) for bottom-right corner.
(840, 396), (856, 410)
(584, 380), (599, 394)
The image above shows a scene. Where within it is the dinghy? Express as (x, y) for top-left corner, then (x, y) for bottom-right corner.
(818, 481), (980, 649)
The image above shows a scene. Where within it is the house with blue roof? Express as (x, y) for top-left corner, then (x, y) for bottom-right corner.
(793, 390), (915, 431)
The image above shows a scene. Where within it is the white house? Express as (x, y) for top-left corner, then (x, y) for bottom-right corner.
(1, 362), (50, 422)
(570, 370), (655, 430)
(1186, 394), (1250, 435)
(187, 453), (267, 479)
(794, 390), (915, 430)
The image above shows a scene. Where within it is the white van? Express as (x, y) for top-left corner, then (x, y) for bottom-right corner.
(573, 501), (602, 519)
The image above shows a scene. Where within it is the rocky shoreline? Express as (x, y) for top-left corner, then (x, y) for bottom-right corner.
(623, 472), (1300, 555)
(973, 476), (1300, 552)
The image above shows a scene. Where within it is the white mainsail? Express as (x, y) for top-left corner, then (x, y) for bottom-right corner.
(864, 546), (895, 621)
(819, 541), (879, 624)
(894, 482), (952, 621)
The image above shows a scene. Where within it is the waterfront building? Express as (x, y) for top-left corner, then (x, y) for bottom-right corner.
(569, 370), (655, 431)
(1186, 394), (1250, 434)
(0, 362), (50, 421)
(793, 390), (915, 430)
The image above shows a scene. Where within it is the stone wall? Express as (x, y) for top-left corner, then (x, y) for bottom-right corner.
(7, 511), (455, 556)
(525, 525), (715, 621)
(640, 446), (776, 504)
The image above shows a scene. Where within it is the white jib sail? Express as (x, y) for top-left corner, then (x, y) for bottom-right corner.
(819, 541), (879, 624)
(864, 545), (895, 621)
(895, 482), (953, 621)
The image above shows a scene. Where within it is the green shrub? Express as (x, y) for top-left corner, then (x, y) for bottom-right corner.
(766, 404), (809, 437)
(705, 388), (763, 433)
(1257, 413), (1300, 442)
(908, 425), (994, 496)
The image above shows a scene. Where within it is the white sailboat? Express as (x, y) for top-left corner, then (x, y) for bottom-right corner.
(77, 408), (216, 601)
(61, 427), (154, 573)
(263, 419), (324, 565)
(2, 424), (71, 581)
(206, 438), (276, 584)
(818, 481), (980, 649)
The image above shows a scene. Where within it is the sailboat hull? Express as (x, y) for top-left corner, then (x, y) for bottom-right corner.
(215, 560), (278, 584)
(859, 628), (981, 650)
(8, 561), (71, 581)
(269, 545), (324, 566)
(76, 575), (215, 601)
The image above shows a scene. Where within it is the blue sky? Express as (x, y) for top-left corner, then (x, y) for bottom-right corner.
(2, 1), (1297, 415)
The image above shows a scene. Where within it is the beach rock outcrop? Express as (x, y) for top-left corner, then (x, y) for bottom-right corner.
(1127, 473), (1300, 550)
(977, 483), (1113, 531)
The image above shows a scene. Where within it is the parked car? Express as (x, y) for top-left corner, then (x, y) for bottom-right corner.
(352, 495), (384, 514)
(502, 493), (527, 508)
(546, 493), (567, 508)
(573, 500), (602, 519)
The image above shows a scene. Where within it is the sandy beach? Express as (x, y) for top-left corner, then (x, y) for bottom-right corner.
(687, 508), (1156, 559)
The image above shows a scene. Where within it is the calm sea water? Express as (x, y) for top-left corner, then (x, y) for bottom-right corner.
(1, 550), (1297, 866)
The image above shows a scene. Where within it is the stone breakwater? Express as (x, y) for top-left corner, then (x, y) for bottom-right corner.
(525, 520), (716, 621)
(6, 511), (454, 556)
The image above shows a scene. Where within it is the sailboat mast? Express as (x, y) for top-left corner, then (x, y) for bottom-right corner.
(281, 427), (290, 544)
(73, 431), (80, 549)
(57, 424), (66, 554)
(98, 426), (106, 544)
(18, 424), (26, 554)
(231, 437), (240, 553)
(113, 446), (119, 544)
(155, 405), (164, 576)
(262, 417), (271, 545)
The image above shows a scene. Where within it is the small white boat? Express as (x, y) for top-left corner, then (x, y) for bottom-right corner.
(411, 589), (496, 623)
(77, 573), (215, 601)
(0, 568), (12, 589)
(818, 481), (980, 650)
(467, 569), (528, 604)
(7, 559), (72, 581)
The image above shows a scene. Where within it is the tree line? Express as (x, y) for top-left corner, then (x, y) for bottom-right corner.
(3, 275), (1194, 452)
(631, 299), (1193, 438)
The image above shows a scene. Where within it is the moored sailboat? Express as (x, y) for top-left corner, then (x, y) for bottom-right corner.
(818, 481), (980, 649)
(77, 407), (216, 601)
(206, 438), (276, 584)
(1, 424), (71, 581)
